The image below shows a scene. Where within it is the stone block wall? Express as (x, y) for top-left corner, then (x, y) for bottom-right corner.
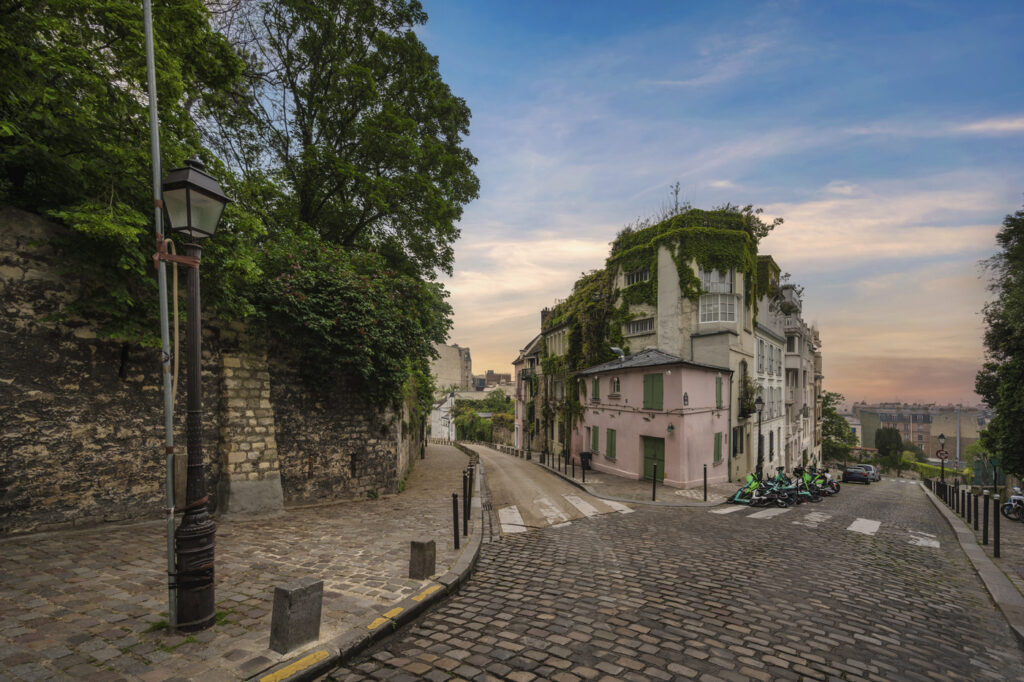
(0, 207), (420, 535)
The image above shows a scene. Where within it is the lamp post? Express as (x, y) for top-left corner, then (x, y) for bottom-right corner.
(754, 395), (765, 479)
(162, 158), (229, 632)
(938, 432), (946, 483)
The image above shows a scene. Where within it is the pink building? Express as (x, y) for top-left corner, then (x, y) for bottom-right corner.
(574, 349), (732, 488)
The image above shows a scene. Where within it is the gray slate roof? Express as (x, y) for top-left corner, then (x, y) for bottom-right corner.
(575, 348), (731, 376)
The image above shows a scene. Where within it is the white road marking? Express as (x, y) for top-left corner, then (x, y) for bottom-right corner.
(498, 506), (527, 533)
(847, 518), (881, 535)
(552, 522), (572, 528)
(711, 506), (747, 514)
(563, 494), (600, 517)
(792, 511), (831, 528)
(747, 507), (791, 519)
(908, 530), (940, 548)
(534, 496), (570, 525)
(602, 500), (634, 514)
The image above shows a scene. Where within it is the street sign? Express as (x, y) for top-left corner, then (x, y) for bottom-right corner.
(936, 449), (949, 460)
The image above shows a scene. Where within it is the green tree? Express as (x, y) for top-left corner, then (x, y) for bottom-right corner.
(219, 0), (479, 279)
(821, 392), (857, 463)
(875, 426), (903, 474)
(976, 202), (1024, 478)
(0, 0), (257, 343)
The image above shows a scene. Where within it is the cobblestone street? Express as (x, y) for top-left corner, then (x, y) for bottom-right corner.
(330, 478), (1024, 681)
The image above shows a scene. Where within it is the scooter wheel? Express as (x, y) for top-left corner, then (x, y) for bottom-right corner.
(808, 495), (822, 503)
(776, 498), (788, 507)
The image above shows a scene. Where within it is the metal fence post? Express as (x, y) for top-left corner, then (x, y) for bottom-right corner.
(974, 492), (979, 531)
(703, 464), (708, 502)
(652, 464), (658, 502)
(452, 493), (459, 550)
(994, 494), (1000, 558)
(983, 490), (990, 545)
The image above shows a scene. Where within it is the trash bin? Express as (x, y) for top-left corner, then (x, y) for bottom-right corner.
(579, 451), (592, 471)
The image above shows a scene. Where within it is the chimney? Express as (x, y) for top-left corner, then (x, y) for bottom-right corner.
(540, 307), (552, 326)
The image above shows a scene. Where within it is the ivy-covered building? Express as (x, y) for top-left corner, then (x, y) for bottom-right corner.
(514, 207), (824, 484)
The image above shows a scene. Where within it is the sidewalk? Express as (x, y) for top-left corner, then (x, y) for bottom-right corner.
(508, 448), (738, 505)
(0, 444), (476, 681)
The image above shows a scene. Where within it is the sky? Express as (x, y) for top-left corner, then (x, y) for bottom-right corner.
(415, 0), (1024, 407)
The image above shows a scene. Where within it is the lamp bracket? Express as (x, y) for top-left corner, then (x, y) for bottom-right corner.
(152, 234), (200, 270)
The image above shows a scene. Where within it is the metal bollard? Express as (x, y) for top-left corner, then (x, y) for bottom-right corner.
(955, 486), (960, 515)
(703, 464), (708, 502)
(967, 489), (972, 524)
(962, 489), (967, 518)
(994, 494), (1000, 558)
(652, 463), (658, 501)
(974, 492), (979, 531)
(572, 460), (575, 479)
(582, 460), (586, 484)
(983, 491), (990, 545)
(452, 493), (460, 550)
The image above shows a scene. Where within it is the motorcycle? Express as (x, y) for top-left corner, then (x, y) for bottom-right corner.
(1000, 486), (1024, 522)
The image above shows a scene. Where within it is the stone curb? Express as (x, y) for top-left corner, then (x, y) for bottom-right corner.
(920, 481), (1024, 648)
(525, 454), (728, 508)
(248, 460), (487, 682)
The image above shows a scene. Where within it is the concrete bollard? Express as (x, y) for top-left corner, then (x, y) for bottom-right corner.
(269, 578), (324, 654)
(409, 540), (436, 580)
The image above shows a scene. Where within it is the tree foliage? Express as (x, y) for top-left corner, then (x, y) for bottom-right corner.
(821, 391), (856, 462)
(976, 202), (1024, 478)
(1, 0), (479, 410)
(874, 427), (902, 460)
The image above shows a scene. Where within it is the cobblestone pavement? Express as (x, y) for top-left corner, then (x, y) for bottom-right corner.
(0, 444), (473, 681)
(329, 476), (1024, 681)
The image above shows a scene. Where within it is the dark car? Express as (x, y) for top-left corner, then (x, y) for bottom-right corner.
(842, 466), (871, 484)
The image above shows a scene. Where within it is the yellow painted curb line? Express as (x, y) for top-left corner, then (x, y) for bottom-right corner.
(258, 649), (330, 682)
(367, 606), (404, 630)
(411, 584), (442, 602)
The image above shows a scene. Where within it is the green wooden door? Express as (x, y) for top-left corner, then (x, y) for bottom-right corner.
(642, 436), (665, 482)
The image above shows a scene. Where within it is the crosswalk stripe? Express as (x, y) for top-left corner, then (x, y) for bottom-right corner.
(563, 494), (600, 517)
(847, 518), (881, 535)
(710, 505), (747, 514)
(498, 506), (527, 533)
(908, 530), (940, 548)
(792, 511), (831, 528)
(602, 500), (634, 514)
(534, 496), (570, 525)
(748, 507), (791, 519)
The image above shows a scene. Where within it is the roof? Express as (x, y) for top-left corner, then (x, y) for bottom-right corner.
(575, 348), (731, 376)
(511, 333), (543, 364)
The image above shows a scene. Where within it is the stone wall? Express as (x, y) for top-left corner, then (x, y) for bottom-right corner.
(0, 207), (419, 536)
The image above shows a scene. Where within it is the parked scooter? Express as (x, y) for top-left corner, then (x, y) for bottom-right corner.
(1000, 487), (1024, 522)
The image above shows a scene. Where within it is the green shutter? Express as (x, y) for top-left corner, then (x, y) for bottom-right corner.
(607, 428), (616, 459)
(714, 432), (722, 463)
(591, 426), (599, 451)
(644, 373), (663, 410)
(716, 376), (723, 409)
(592, 378), (599, 400)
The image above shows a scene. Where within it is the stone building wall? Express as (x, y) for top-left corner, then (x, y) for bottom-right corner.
(0, 207), (419, 536)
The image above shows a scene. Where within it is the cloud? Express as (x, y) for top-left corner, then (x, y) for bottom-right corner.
(642, 35), (779, 88)
(709, 179), (736, 189)
(955, 116), (1024, 134)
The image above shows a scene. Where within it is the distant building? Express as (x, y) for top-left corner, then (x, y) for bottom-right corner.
(852, 402), (987, 459)
(430, 343), (472, 391)
(485, 370), (511, 386)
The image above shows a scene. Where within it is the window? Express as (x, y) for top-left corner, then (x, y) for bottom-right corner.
(775, 347), (782, 376)
(625, 269), (650, 286)
(732, 426), (744, 455)
(610, 377), (621, 394)
(699, 294), (736, 322)
(628, 318), (655, 334)
(787, 336), (796, 353)
(699, 268), (737, 323)
(715, 376), (723, 409)
(758, 340), (764, 372)
(557, 421), (564, 444)
(643, 373), (663, 410)
(606, 428), (617, 459)
(591, 378), (600, 401)
(700, 268), (733, 293)
(591, 426), (599, 452)
(714, 432), (722, 464)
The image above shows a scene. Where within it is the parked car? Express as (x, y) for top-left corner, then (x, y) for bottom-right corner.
(842, 466), (871, 484)
(858, 464), (881, 481)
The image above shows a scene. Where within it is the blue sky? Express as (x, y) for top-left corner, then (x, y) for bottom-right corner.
(417, 0), (1024, 405)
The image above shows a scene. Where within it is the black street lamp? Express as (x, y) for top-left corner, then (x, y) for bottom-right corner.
(162, 158), (229, 632)
(938, 432), (946, 483)
(754, 395), (765, 479)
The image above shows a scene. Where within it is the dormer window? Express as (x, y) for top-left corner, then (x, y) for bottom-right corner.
(625, 269), (650, 286)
